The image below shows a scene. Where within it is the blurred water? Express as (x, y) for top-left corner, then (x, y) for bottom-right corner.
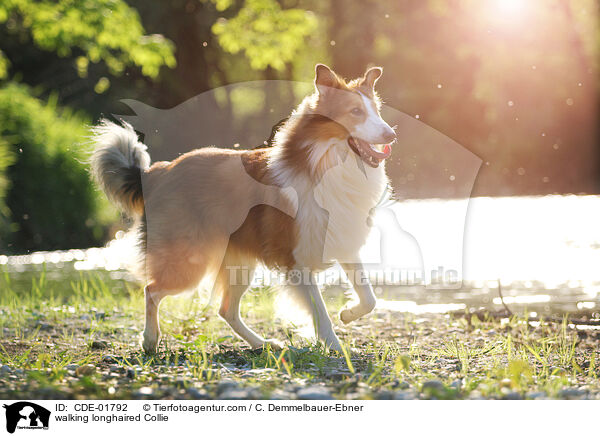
(2, 195), (599, 317)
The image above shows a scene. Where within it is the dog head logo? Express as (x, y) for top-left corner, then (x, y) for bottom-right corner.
(2, 402), (50, 434)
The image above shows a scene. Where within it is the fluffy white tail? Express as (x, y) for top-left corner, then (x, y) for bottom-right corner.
(90, 119), (151, 216)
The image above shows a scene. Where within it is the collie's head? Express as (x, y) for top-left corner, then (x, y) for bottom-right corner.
(272, 64), (396, 176)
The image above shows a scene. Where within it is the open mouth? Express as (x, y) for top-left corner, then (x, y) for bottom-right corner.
(347, 137), (393, 168)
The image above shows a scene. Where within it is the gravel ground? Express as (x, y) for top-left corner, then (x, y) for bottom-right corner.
(1, 290), (599, 400)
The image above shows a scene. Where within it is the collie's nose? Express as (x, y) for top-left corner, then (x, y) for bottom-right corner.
(381, 126), (396, 143)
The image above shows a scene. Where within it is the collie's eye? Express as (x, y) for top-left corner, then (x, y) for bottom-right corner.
(351, 108), (363, 116)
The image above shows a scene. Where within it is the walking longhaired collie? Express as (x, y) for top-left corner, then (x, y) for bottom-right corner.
(91, 64), (396, 353)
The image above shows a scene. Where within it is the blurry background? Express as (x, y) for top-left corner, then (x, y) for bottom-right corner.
(0, 0), (598, 254)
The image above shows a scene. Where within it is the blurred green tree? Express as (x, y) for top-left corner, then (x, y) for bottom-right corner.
(0, 83), (109, 251)
(0, 0), (176, 252)
(0, 0), (175, 78)
(212, 0), (317, 71)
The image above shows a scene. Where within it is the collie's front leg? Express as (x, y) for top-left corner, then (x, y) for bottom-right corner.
(287, 269), (342, 353)
(339, 263), (377, 324)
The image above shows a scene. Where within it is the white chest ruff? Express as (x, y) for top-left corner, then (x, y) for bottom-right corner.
(287, 147), (387, 269)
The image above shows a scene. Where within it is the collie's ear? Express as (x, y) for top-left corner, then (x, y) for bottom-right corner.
(315, 64), (339, 95)
(362, 67), (383, 90)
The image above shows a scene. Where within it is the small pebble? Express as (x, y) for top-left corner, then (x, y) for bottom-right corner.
(397, 381), (410, 390)
(102, 355), (118, 364)
(36, 322), (52, 331)
(393, 391), (417, 400)
(218, 388), (252, 400)
(91, 341), (108, 350)
(323, 370), (349, 381)
(269, 389), (293, 400)
(137, 387), (153, 396)
(187, 388), (209, 399)
(422, 380), (445, 392)
(374, 390), (394, 400)
(216, 380), (239, 395)
(296, 386), (333, 400)
(450, 379), (463, 390)
(559, 388), (587, 399)
(499, 378), (512, 388)
(75, 364), (96, 377)
(503, 391), (522, 400)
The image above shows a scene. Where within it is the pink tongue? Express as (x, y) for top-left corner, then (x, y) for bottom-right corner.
(383, 144), (391, 155)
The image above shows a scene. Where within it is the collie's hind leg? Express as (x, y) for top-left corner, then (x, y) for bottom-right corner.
(217, 265), (274, 349)
(339, 263), (377, 324)
(141, 246), (207, 353)
(142, 283), (167, 354)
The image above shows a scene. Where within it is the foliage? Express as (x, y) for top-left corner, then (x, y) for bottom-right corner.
(212, 0), (318, 71)
(0, 0), (176, 79)
(0, 0), (177, 252)
(0, 137), (15, 222)
(0, 51), (8, 79)
(0, 82), (115, 252)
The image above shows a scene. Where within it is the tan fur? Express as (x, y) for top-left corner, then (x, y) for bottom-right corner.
(139, 147), (296, 293)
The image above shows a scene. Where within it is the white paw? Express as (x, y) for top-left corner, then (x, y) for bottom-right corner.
(318, 333), (342, 353)
(257, 339), (284, 351)
(340, 308), (358, 324)
(326, 338), (343, 354)
(142, 331), (160, 354)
